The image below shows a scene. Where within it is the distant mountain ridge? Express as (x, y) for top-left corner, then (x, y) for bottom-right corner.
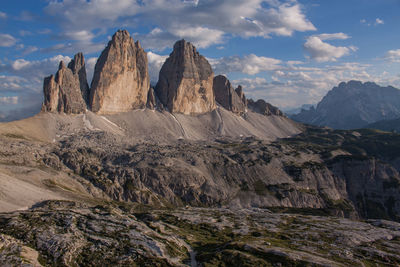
(291, 80), (400, 129)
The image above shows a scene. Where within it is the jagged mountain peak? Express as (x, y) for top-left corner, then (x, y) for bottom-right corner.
(292, 80), (400, 129)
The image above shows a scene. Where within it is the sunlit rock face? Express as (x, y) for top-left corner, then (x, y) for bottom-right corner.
(90, 30), (150, 114)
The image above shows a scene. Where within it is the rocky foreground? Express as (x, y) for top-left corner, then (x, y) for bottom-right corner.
(1, 125), (400, 265)
(1, 200), (400, 266)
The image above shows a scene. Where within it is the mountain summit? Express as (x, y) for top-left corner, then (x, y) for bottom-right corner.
(155, 39), (216, 114)
(292, 80), (400, 129)
(90, 30), (150, 114)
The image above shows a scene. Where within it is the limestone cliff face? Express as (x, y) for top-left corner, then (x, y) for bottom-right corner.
(155, 40), (215, 114)
(42, 60), (87, 114)
(213, 75), (246, 114)
(90, 30), (150, 114)
(248, 99), (284, 116)
(68, 52), (90, 106)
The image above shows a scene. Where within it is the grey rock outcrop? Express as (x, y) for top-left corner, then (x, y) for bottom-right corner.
(155, 40), (216, 114)
(213, 75), (246, 114)
(248, 99), (284, 116)
(235, 85), (247, 106)
(146, 87), (156, 109)
(67, 52), (90, 106)
(90, 30), (150, 114)
(42, 58), (87, 114)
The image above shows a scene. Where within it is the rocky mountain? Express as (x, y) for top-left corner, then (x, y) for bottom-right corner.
(213, 75), (246, 114)
(41, 30), (283, 121)
(90, 30), (150, 114)
(248, 99), (283, 116)
(155, 40), (216, 114)
(235, 85), (248, 106)
(42, 59), (87, 114)
(3, 29), (400, 266)
(68, 52), (90, 106)
(292, 81), (400, 129)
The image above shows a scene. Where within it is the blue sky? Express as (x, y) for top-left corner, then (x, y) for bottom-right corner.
(0, 0), (400, 120)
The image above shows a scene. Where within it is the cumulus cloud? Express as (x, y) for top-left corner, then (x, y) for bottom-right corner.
(85, 57), (98, 84)
(0, 33), (17, 47)
(375, 18), (384, 25)
(147, 52), (168, 84)
(0, 55), (74, 121)
(0, 55), (71, 93)
(304, 34), (356, 62)
(43, 0), (315, 51)
(230, 62), (379, 109)
(385, 49), (400, 63)
(210, 54), (282, 75)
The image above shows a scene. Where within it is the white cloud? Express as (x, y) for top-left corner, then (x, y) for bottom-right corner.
(229, 62), (382, 109)
(85, 57), (98, 84)
(0, 96), (18, 105)
(314, 33), (350, 40)
(375, 18), (384, 25)
(385, 49), (400, 63)
(138, 26), (225, 51)
(0, 11), (7, 19)
(0, 55), (71, 93)
(210, 54), (282, 75)
(304, 34), (356, 62)
(11, 59), (31, 71)
(43, 0), (316, 51)
(44, 0), (141, 31)
(147, 52), (168, 84)
(361, 18), (384, 26)
(0, 33), (17, 47)
(59, 30), (96, 42)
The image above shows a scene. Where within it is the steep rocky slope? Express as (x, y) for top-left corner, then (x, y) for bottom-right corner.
(248, 99), (283, 116)
(155, 40), (216, 114)
(292, 81), (400, 129)
(90, 30), (150, 114)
